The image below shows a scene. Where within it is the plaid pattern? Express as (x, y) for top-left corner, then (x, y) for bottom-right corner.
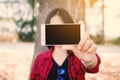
(30, 47), (101, 80)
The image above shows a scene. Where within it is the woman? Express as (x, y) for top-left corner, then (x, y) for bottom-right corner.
(30, 8), (101, 80)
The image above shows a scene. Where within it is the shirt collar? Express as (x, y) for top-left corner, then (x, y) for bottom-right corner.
(43, 47), (74, 59)
(44, 47), (54, 59)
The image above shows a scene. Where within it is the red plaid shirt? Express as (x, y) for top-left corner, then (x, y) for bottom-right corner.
(30, 47), (101, 80)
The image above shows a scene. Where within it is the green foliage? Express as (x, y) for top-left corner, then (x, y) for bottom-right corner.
(28, 0), (35, 9)
(90, 34), (103, 44)
(18, 31), (35, 42)
(105, 37), (120, 45)
(14, 0), (36, 42)
(16, 17), (36, 42)
(113, 37), (120, 45)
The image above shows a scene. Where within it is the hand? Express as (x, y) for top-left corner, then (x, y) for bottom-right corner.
(62, 33), (97, 64)
(76, 33), (97, 62)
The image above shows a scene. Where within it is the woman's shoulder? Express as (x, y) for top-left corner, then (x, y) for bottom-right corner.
(36, 48), (53, 59)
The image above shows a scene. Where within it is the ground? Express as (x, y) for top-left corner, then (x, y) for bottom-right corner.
(0, 42), (120, 80)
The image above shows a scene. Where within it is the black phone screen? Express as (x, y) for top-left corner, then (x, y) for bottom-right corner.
(45, 24), (80, 45)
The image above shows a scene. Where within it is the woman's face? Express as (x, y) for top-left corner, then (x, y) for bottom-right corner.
(50, 15), (64, 24)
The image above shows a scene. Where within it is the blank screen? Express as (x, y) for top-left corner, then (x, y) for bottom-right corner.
(46, 24), (80, 45)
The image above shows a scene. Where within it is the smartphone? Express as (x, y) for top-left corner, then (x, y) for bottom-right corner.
(41, 24), (84, 46)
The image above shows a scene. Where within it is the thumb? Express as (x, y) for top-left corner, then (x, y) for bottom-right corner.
(65, 46), (84, 61)
(61, 45), (84, 60)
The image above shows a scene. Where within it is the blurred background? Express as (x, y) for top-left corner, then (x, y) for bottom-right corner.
(0, 0), (120, 80)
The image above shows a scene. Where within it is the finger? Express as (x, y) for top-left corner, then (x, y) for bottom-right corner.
(71, 47), (84, 60)
(78, 33), (90, 49)
(86, 44), (97, 54)
(69, 46), (81, 55)
(82, 39), (93, 52)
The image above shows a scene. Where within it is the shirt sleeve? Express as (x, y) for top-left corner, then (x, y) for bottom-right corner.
(81, 54), (101, 73)
(29, 54), (40, 80)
